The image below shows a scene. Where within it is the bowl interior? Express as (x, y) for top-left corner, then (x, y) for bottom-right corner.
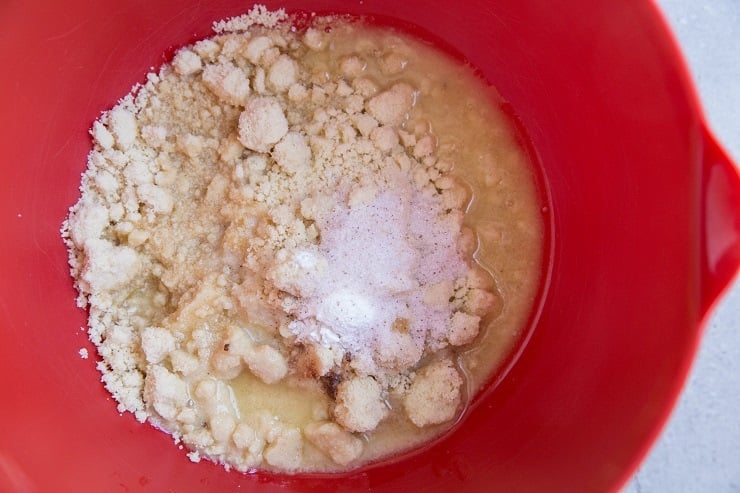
(0, 1), (710, 492)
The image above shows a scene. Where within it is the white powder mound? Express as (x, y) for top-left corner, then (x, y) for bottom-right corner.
(285, 179), (468, 375)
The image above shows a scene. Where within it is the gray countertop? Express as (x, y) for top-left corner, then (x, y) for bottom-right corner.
(625, 1), (740, 491)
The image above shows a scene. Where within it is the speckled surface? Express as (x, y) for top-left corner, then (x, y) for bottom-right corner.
(624, 1), (740, 492)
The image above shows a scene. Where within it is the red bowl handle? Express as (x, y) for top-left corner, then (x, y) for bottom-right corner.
(700, 127), (740, 316)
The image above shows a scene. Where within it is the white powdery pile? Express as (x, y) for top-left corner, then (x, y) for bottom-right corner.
(285, 177), (467, 375)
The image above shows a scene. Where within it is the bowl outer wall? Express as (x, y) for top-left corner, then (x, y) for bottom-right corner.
(0, 1), (737, 492)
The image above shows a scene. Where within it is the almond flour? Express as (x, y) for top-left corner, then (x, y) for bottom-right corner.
(62, 5), (544, 473)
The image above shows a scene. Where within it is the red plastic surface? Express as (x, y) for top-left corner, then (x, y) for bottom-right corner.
(1, 1), (739, 492)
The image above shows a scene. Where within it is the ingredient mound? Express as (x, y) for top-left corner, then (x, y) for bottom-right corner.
(62, 5), (545, 473)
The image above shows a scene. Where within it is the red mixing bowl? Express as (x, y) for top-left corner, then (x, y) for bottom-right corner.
(1, 1), (739, 492)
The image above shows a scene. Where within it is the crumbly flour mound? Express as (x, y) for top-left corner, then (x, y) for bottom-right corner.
(62, 6), (502, 473)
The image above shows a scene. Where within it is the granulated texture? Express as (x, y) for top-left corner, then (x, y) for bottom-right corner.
(62, 6), (544, 473)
